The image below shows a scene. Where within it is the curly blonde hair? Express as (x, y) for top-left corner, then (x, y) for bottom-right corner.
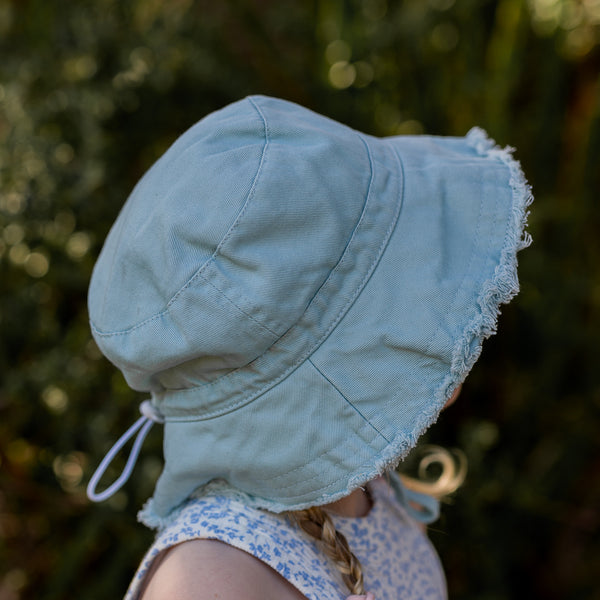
(287, 446), (467, 595)
(399, 445), (467, 499)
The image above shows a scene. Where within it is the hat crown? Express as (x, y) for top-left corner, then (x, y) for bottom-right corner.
(89, 96), (372, 389)
(87, 96), (532, 520)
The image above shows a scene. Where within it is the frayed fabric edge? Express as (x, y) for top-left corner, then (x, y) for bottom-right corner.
(138, 498), (177, 530)
(138, 127), (534, 529)
(442, 127), (533, 381)
(409, 126), (533, 446)
(138, 479), (291, 530)
(356, 127), (534, 494)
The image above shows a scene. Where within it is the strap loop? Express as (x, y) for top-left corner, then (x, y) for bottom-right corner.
(401, 486), (440, 524)
(87, 401), (164, 503)
(388, 472), (440, 524)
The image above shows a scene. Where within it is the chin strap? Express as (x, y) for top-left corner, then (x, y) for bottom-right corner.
(87, 400), (164, 503)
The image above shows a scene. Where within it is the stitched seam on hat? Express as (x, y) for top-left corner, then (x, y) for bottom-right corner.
(163, 135), (402, 424)
(245, 141), (402, 485)
(231, 412), (413, 498)
(165, 97), (272, 328)
(182, 98), (271, 289)
(252, 422), (415, 499)
(253, 411), (384, 488)
(377, 139), (500, 446)
(90, 98), (270, 339)
(421, 136), (530, 443)
(386, 140), (486, 370)
(196, 271), (279, 337)
(420, 166), (493, 363)
(163, 136), (395, 413)
(421, 171), (486, 360)
(374, 144), (486, 439)
(158, 134), (379, 402)
(307, 358), (391, 444)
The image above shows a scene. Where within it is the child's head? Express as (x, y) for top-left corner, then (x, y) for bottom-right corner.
(88, 95), (532, 525)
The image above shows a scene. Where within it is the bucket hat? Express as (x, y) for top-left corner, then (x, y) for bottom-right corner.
(87, 95), (532, 526)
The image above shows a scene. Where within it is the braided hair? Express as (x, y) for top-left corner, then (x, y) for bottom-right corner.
(288, 506), (365, 595)
(286, 447), (466, 595)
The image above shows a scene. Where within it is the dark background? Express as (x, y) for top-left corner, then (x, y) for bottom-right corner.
(1, 0), (599, 598)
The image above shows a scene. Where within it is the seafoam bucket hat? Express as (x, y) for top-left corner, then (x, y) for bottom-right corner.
(87, 95), (532, 526)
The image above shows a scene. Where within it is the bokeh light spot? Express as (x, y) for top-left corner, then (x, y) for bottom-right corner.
(54, 143), (75, 165)
(1, 193), (26, 215)
(63, 55), (97, 82)
(564, 26), (595, 56)
(2, 570), (27, 596)
(42, 385), (69, 414)
(66, 231), (91, 260)
(2, 223), (25, 245)
(53, 452), (86, 492)
(474, 421), (500, 449)
(396, 120), (425, 135)
(8, 243), (30, 266)
(328, 61), (357, 89)
(24, 252), (49, 278)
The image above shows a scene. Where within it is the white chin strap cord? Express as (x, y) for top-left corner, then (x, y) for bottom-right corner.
(86, 400), (164, 503)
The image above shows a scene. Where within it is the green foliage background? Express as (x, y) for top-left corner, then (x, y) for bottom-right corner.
(1, 0), (599, 598)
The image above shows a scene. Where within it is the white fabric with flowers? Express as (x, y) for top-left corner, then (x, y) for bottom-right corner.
(125, 476), (447, 600)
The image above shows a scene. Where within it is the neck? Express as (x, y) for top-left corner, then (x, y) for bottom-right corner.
(322, 486), (372, 518)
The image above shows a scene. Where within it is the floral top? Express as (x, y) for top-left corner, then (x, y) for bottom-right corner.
(125, 476), (447, 600)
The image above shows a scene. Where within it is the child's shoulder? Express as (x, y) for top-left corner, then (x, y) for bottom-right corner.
(140, 538), (307, 600)
(128, 486), (345, 600)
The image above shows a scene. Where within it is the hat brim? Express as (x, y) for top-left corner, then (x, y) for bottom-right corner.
(143, 127), (532, 525)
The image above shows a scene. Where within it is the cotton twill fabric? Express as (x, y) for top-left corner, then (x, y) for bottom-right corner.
(89, 97), (372, 388)
(88, 96), (532, 523)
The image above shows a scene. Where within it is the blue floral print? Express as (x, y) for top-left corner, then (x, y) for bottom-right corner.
(125, 477), (446, 600)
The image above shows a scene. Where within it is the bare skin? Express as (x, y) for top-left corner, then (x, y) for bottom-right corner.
(140, 538), (308, 600)
(140, 487), (372, 600)
(444, 384), (462, 409)
(140, 387), (463, 599)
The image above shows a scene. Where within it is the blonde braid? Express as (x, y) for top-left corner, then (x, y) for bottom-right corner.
(288, 507), (365, 595)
